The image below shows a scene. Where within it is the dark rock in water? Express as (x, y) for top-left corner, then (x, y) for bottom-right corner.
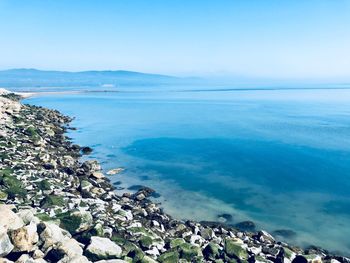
(113, 181), (122, 186)
(127, 185), (145, 191)
(234, 221), (256, 232)
(217, 213), (233, 222)
(200, 221), (228, 228)
(150, 192), (161, 198)
(81, 146), (93, 155)
(273, 229), (297, 239)
(292, 255), (308, 263)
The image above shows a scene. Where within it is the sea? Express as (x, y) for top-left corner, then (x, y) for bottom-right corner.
(24, 86), (350, 255)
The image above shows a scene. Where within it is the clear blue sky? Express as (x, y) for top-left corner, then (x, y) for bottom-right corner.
(0, 0), (349, 79)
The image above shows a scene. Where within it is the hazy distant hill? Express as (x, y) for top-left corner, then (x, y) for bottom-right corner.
(0, 68), (193, 88)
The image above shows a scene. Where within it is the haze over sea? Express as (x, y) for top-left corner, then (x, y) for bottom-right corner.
(24, 86), (350, 255)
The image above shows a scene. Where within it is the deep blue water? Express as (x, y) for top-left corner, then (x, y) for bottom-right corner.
(25, 88), (350, 254)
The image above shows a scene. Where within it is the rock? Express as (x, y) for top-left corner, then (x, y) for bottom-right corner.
(17, 210), (36, 225)
(57, 238), (84, 259)
(217, 213), (233, 222)
(0, 225), (14, 257)
(0, 190), (8, 201)
(85, 236), (122, 261)
(200, 228), (214, 240)
(292, 255), (308, 263)
(81, 147), (93, 155)
(158, 251), (179, 263)
(0, 205), (24, 231)
(203, 242), (220, 259)
(178, 242), (203, 260)
(10, 222), (39, 252)
(81, 160), (101, 173)
(234, 221), (256, 232)
(256, 230), (275, 243)
(39, 222), (66, 251)
(56, 210), (93, 234)
(106, 168), (124, 175)
(224, 238), (248, 260)
(169, 238), (186, 249)
(273, 229), (297, 239)
(91, 172), (104, 179)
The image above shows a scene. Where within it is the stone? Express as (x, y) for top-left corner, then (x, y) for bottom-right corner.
(0, 204), (24, 231)
(91, 171), (104, 179)
(0, 225), (14, 257)
(39, 222), (66, 251)
(81, 146), (93, 155)
(178, 242), (203, 260)
(57, 238), (84, 259)
(85, 236), (122, 261)
(234, 221), (256, 232)
(106, 168), (124, 175)
(203, 242), (220, 259)
(10, 222), (39, 252)
(292, 255), (308, 263)
(200, 228), (214, 240)
(158, 251), (179, 263)
(56, 210), (93, 234)
(224, 238), (248, 260)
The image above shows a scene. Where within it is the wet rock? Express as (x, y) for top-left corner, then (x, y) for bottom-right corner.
(81, 147), (93, 155)
(273, 229), (297, 239)
(217, 213), (233, 222)
(235, 221), (256, 232)
(106, 168), (124, 175)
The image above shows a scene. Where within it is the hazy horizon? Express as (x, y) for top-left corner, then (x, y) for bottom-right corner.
(1, 0), (350, 81)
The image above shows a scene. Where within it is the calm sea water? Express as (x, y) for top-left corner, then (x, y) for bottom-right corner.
(26, 88), (350, 254)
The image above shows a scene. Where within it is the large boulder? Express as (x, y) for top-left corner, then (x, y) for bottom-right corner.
(224, 238), (249, 260)
(0, 205), (24, 231)
(56, 210), (93, 234)
(85, 236), (122, 261)
(10, 222), (39, 252)
(39, 222), (67, 251)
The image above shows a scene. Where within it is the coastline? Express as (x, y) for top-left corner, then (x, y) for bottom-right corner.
(0, 91), (349, 263)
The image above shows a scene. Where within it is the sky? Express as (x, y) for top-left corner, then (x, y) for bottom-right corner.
(0, 0), (349, 80)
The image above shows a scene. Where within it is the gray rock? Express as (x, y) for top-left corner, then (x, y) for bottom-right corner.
(0, 225), (14, 257)
(85, 236), (122, 261)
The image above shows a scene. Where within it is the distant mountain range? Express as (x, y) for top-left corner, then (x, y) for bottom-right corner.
(0, 68), (196, 88)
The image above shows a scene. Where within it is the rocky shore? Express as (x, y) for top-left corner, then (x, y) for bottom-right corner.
(0, 91), (349, 263)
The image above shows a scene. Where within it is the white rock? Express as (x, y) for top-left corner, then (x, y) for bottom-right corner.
(39, 222), (65, 251)
(86, 236), (122, 260)
(0, 205), (24, 231)
(57, 255), (90, 263)
(16, 210), (36, 225)
(0, 225), (14, 257)
(106, 168), (124, 175)
(57, 238), (83, 258)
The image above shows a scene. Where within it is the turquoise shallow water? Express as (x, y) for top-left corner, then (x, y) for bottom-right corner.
(26, 88), (350, 254)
